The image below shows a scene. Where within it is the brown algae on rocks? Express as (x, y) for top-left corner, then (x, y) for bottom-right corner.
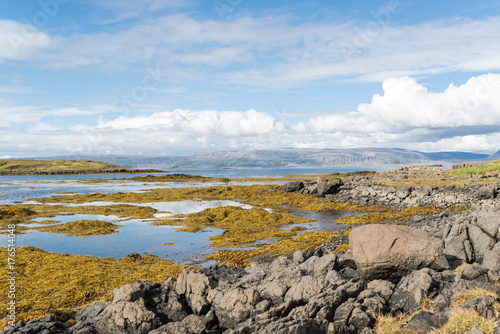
(0, 203), (160, 234)
(34, 220), (123, 237)
(78, 173), (231, 184)
(32, 184), (390, 213)
(152, 206), (315, 247)
(207, 230), (340, 267)
(0, 246), (187, 329)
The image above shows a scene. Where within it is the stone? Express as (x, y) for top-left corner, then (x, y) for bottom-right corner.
(459, 295), (497, 319)
(93, 301), (162, 334)
(389, 269), (441, 313)
(470, 326), (485, 334)
(474, 183), (498, 199)
(350, 224), (449, 282)
(444, 223), (474, 263)
(468, 225), (496, 261)
(405, 311), (435, 334)
(227, 317), (324, 334)
(176, 269), (217, 315)
(317, 177), (343, 197)
(284, 276), (327, 303)
(457, 263), (489, 281)
(112, 281), (158, 303)
(292, 250), (305, 264)
(367, 280), (395, 302)
(149, 315), (206, 334)
(476, 211), (500, 240)
(483, 249), (500, 271)
(0, 320), (72, 334)
(74, 302), (111, 325)
(348, 307), (374, 330)
(283, 181), (304, 193)
(214, 287), (261, 329)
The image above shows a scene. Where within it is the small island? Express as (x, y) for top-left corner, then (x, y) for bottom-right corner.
(0, 159), (161, 176)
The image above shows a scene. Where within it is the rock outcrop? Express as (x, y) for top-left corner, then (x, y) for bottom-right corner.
(3, 248), (499, 334)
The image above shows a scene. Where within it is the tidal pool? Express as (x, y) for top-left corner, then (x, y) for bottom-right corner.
(6, 213), (224, 264)
(0, 169), (371, 265)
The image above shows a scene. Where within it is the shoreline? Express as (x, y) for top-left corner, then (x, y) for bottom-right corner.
(1, 163), (499, 333)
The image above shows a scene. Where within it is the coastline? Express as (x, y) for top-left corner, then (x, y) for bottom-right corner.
(1, 162), (499, 333)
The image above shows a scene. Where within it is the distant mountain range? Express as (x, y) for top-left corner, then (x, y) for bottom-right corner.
(29, 148), (499, 169)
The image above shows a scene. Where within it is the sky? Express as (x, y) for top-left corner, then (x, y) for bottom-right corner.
(1, 0), (500, 158)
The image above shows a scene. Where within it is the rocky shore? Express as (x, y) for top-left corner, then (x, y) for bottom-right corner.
(3, 167), (499, 334)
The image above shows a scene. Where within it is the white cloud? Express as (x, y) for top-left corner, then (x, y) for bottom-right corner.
(0, 19), (52, 62)
(305, 74), (500, 135)
(4, 12), (500, 88)
(1, 74), (499, 157)
(97, 109), (286, 136)
(416, 134), (500, 152)
(0, 99), (100, 126)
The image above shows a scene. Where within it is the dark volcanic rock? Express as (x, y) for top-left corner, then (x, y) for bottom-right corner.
(283, 181), (304, 193)
(316, 177), (343, 196)
(1, 319), (72, 334)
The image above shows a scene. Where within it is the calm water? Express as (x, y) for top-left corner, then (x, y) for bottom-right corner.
(0, 167), (379, 264)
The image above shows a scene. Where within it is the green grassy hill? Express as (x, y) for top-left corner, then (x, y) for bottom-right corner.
(449, 160), (500, 177)
(0, 159), (157, 175)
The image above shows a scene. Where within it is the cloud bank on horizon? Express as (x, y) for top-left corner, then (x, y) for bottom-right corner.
(0, 0), (499, 157)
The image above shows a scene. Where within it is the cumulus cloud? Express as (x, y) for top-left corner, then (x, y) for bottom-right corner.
(304, 74), (500, 137)
(1, 74), (499, 157)
(96, 109), (286, 136)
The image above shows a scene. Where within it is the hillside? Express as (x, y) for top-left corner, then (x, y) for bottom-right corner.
(0, 159), (159, 176)
(35, 148), (494, 169)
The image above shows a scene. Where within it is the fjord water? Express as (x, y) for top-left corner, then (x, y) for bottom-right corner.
(0, 167), (382, 264)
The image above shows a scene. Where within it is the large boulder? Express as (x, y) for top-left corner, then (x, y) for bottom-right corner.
(350, 224), (449, 282)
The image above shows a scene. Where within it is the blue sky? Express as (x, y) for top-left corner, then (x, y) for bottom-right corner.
(1, 0), (500, 157)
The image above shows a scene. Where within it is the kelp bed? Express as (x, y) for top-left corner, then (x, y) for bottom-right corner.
(0, 246), (187, 328)
(0, 177), (472, 328)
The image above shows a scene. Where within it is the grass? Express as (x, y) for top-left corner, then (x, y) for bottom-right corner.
(449, 160), (500, 178)
(0, 246), (188, 330)
(450, 289), (499, 307)
(373, 289), (500, 334)
(431, 308), (496, 334)
(374, 313), (416, 334)
(35, 220), (123, 237)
